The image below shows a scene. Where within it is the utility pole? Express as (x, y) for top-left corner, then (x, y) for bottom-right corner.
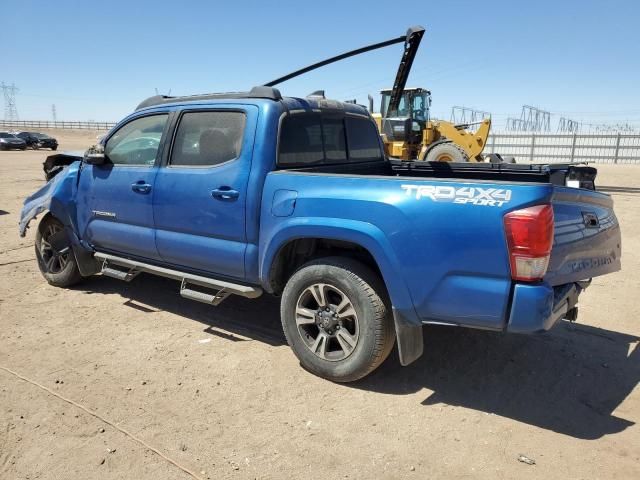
(51, 104), (57, 122)
(1, 82), (19, 121)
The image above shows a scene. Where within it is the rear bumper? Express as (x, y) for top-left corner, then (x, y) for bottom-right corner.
(507, 281), (587, 333)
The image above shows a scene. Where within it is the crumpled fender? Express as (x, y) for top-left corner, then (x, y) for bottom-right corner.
(19, 161), (81, 237)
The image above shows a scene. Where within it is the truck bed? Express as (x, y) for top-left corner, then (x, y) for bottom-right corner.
(281, 159), (597, 190)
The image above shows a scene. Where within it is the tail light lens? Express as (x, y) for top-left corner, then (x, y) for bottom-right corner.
(504, 204), (554, 281)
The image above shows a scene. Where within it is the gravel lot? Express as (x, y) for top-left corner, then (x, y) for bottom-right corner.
(1, 130), (638, 479)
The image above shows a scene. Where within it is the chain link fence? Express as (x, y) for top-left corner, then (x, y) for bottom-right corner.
(0, 120), (115, 131)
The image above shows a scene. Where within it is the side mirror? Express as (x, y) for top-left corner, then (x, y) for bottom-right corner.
(83, 144), (107, 165)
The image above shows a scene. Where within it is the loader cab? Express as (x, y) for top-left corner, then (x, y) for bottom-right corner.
(380, 87), (431, 124)
(379, 88), (431, 145)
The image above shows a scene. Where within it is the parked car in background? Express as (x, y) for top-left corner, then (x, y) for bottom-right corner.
(13, 131), (58, 150)
(0, 132), (27, 150)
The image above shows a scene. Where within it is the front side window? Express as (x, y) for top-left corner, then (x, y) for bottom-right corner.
(105, 114), (168, 166)
(170, 111), (246, 167)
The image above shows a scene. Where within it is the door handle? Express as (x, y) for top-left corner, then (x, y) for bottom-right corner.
(131, 181), (152, 194)
(211, 187), (239, 201)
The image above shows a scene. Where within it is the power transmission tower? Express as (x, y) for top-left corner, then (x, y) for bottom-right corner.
(450, 106), (491, 124)
(506, 117), (527, 131)
(520, 105), (550, 132)
(558, 117), (580, 133)
(51, 104), (57, 122)
(1, 82), (19, 121)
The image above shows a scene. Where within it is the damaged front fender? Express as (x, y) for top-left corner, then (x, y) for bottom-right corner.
(19, 161), (82, 237)
(20, 161), (100, 277)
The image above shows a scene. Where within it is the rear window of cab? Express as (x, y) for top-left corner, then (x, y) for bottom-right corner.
(278, 113), (383, 167)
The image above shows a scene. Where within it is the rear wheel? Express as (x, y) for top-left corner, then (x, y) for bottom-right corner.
(35, 215), (82, 287)
(281, 257), (395, 382)
(424, 142), (468, 162)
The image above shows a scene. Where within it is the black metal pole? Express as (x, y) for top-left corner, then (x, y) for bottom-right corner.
(263, 26), (425, 88)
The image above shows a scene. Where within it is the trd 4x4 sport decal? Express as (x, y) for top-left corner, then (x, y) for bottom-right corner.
(401, 184), (512, 207)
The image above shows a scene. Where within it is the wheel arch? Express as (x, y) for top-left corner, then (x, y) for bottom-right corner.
(260, 219), (424, 365)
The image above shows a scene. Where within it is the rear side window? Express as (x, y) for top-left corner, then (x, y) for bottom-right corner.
(346, 117), (384, 161)
(278, 113), (381, 167)
(171, 111), (246, 167)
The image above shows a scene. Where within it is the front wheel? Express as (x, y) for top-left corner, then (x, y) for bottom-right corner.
(424, 142), (469, 162)
(281, 257), (395, 382)
(35, 215), (82, 287)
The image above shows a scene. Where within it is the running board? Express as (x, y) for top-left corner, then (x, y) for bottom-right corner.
(94, 252), (263, 302)
(180, 279), (231, 306)
(101, 260), (140, 282)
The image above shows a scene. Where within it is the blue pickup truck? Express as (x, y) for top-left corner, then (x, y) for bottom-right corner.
(19, 87), (622, 382)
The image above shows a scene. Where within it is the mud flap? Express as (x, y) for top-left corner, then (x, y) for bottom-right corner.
(392, 307), (424, 366)
(57, 225), (100, 277)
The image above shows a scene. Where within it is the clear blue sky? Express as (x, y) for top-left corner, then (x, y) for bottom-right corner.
(3, 0), (639, 129)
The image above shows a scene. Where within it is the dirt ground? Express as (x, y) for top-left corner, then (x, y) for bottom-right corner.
(0, 129), (638, 480)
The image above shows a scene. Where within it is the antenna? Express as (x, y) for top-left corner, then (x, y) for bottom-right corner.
(51, 104), (57, 122)
(1, 81), (19, 121)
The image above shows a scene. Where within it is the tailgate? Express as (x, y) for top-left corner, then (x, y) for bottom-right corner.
(545, 186), (621, 286)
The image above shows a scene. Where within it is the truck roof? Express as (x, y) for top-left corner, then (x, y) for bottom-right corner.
(135, 86), (370, 117)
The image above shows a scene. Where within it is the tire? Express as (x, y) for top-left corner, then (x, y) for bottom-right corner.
(424, 142), (468, 162)
(35, 215), (82, 287)
(52, 146), (58, 151)
(281, 257), (395, 382)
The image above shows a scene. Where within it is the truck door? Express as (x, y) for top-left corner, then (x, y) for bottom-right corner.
(76, 113), (170, 261)
(152, 106), (257, 280)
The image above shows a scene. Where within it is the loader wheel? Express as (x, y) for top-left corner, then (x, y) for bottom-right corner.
(35, 215), (82, 288)
(281, 257), (395, 383)
(425, 142), (468, 162)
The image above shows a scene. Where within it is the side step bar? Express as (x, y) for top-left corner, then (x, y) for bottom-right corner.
(94, 253), (262, 305)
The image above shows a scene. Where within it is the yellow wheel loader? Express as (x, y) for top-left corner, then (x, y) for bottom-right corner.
(368, 27), (492, 162)
(371, 88), (491, 162)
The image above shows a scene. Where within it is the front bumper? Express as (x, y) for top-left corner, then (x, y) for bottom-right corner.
(507, 281), (587, 333)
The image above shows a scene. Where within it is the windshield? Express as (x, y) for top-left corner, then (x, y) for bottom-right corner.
(33, 133), (50, 139)
(381, 91), (429, 121)
(381, 92), (409, 118)
(0, 132), (16, 138)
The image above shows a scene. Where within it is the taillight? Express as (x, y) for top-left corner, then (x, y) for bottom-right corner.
(504, 204), (554, 282)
